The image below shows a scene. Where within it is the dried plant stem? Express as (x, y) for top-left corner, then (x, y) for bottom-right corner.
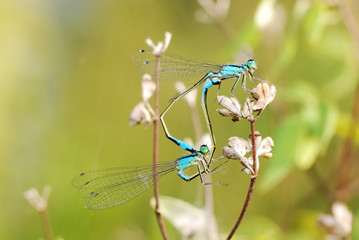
(40, 209), (53, 240)
(338, 0), (359, 60)
(153, 55), (169, 240)
(188, 96), (217, 240)
(226, 120), (258, 240)
(334, 0), (359, 200)
(334, 82), (359, 201)
(226, 178), (257, 240)
(250, 120), (258, 175)
(204, 175), (217, 240)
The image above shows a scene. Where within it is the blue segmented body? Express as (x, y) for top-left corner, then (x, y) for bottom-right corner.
(133, 50), (258, 166)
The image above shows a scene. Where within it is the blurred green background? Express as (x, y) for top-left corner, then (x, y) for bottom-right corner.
(1, 0), (359, 239)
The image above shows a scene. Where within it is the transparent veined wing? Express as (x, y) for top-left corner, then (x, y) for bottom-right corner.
(72, 161), (176, 209)
(132, 49), (222, 82)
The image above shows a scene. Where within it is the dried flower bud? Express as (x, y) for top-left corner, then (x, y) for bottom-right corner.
(162, 32), (172, 52)
(129, 102), (152, 126)
(217, 95), (242, 121)
(223, 148), (254, 175)
(24, 185), (51, 212)
(318, 202), (352, 238)
(241, 97), (254, 119)
(252, 82), (276, 111)
(257, 137), (274, 158)
(145, 32), (172, 56)
(217, 109), (232, 116)
(218, 95), (241, 114)
(222, 137), (254, 174)
(196, 0), (231, 23)
(228, 137), (250, 156)
(142, 74), (155, 102)
(222, 136), (249, 160)
(223, 146), (240, 159)
(332, 202), (352, 235)
(223, 133), (273, 175)
(261, 152), (273, 159)
(145, 38), (163, 55)
(247, 132), (274, 171)
(240, 157), (254, 175)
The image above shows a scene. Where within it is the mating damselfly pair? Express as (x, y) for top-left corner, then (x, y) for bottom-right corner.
(72, 49), (260, 209)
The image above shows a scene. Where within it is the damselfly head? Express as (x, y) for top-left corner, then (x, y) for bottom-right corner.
(246, 59), (257, 72)
(199, 145), (210, 154)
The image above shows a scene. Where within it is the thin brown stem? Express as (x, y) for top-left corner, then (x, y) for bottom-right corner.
(338, 0), (359, 60)
(226, 177), (257, 239)
(250, 121), (258, 176)
(40, 209), (53, 240)
(333, 0), (359, 202)
(153, 55), (169, 240)
(334, 81), (359, 201)
(188, 93), (217, 239)
(204, 175), (218, 240)
(226, 120), (258, 239)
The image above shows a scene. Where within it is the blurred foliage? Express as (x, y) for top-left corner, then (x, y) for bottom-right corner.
(1, 0), (358, 239)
